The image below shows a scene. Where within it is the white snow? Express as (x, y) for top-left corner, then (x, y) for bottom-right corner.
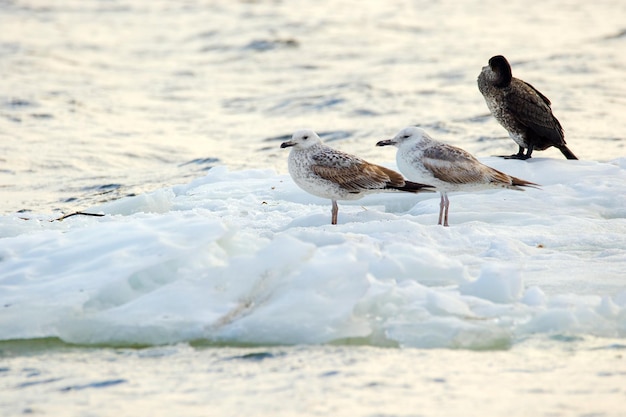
(0, 157), (625, 348)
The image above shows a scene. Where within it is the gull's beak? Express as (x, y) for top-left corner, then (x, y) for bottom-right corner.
(280, 141), (295, 148)
(376, 139), (395, 147)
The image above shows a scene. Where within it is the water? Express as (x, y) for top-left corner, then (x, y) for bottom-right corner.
(1, 0), (625, 214)
(2, 339), (625, 417)
(1, 1), (626, 416)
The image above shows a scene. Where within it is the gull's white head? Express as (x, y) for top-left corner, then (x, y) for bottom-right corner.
(280, 129), (322, 150)
(376, 126), (429, 148)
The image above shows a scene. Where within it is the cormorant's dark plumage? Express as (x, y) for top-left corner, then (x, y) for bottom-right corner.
(477, 55), (578, 160)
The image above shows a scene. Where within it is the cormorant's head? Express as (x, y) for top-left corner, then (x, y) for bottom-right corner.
(488, 55), (512, 87)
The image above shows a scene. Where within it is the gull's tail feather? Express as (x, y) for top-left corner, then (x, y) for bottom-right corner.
(511, 176), (540, 189)
(390, 181), (436, 193)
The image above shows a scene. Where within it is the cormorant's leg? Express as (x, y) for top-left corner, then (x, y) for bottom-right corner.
(522, 144), (534, 159)
(503, 146), (527, 159)
(331, 200), (338, 225)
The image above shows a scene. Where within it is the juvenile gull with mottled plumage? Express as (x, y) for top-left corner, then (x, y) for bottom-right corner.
(281, 129), (434, 225)
(377, 126), (539, 226)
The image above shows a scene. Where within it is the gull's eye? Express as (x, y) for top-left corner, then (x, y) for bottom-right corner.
(302, 135), (309, 140)
(402, 134), (410, 139)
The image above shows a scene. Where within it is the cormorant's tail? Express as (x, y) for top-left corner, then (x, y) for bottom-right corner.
(391, 181), (436, 194)
(558, 145), (578, 160)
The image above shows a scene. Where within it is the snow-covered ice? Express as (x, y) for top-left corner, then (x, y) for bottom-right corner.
(1, 157), (625, 348)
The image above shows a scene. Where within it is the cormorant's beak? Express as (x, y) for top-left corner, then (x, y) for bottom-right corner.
(376, 139), (395, 147)
(280, 141), (295, 148)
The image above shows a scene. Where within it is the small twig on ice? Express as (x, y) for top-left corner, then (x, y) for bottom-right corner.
(51, 211), (106, 222)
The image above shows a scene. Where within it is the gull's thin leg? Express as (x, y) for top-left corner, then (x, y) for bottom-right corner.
(443, 193), (450, 227)
(331, 200), (338, 225)
(438, 193), (445, 225)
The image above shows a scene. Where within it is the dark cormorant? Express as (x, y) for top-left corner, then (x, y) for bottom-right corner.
(477, 55), (578, 160)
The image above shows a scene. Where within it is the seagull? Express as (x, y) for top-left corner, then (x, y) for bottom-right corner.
(477, 55), (578, 160)
(376, 126), (539, 226)
(280, 129), (435, 225)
